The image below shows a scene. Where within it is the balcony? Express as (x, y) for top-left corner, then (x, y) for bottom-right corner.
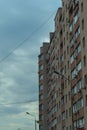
(61, 104), (65, 112)
(68, 0), (73, 10)
(72, 91), (83, 104)
(70, 44), (75, 55)
(73, 108), (84, 121)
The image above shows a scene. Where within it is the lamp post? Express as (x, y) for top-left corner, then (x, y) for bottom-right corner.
(54, 70), (70, 82)
(26, 112), (37, 130)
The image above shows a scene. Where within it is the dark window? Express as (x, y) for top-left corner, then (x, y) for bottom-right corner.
(85, 95), (87, 106)
(83, 37), (85, 48)
(81, 2), (83, 12)
(84, 55), (86, 67)
(82, 19), (84, 30)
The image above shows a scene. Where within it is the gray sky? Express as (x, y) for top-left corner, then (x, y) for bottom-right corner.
(0, 0), (61, 130)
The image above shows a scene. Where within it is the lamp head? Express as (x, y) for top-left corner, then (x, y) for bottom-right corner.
(26, 112), (30, 115)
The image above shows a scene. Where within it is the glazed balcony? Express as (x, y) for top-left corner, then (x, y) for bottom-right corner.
(70, 52), (81, 70)
(70, 60), (76, 71)
(73, 18), (80, 35)
(68, 0), (73, 10)
(72, 90), (83, 104)
(73, 108), (84, 121)
(70, 44), (75, 55)
(74, 34), (80, 48)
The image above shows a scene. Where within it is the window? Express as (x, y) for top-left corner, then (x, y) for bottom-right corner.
(71, 61), (82, 77)
(71, 68), (76, 79)
(67, 60), (69, 69)
(81, 2), (83, 12)
(75, 26), (80, 38)
(85, 95), (87, 106)
(40, 75), (43, 80)
(77, 79), (82, 91)
(76, 43), (81, 54)
(67, 46), (69, 54)
(66, 4), (67, 12)
(66, 94), (67, 103)
(63, 2), (64, 6)
(39, 85), (43, 90)
(66, 32), (68, 40)
(76, 61), (81, 72)
(39, 115), (43, 120)
(61, 69), (64, 75)
(52, 119), (57, 126)
(63, 24), (65, 32)
(73, 103), (77, 113)
(70, 43), (81, 63)
(70, 27), (80, 48)
(66, 127), (68, 130)
(69, 107), (71, 116)
(71, 63), (82, 79)
(69, 21), (74, 32)
(83, 37), (85, 48)
(60, 54), (64, 63)
(64, 51), (66, 59)
(59, 115), (61, 122)
(61, 96), (65, 105)
(70, 53), (74, 64)
(74, 121), (77, 130)
(59, 101), (60, 108)
(78, 98), (83, 109)
(62, 111), (65, 120)
(74, 10), (79, 25)
(62, 126), (66, 130)
(39, 94), (43, 100)
(82, 19), (84, 30)
(77, 118), (84, 128)
(69, 91), (71, 100)
(65, 65), (66, 73)
(84, 55), (86, 67)
(64, 80), (67, 88)
(40, 65), (43, 70)
(40, 125), (43, 130)
(84, 74), (87, 84)
(73, 98), (83, 113)
(66, 109), (68, 118)
(39, 104), (44, 110)
(70, 125), (71, 130)
(74, 0), (79, 6)
(72, 79), (82, 95)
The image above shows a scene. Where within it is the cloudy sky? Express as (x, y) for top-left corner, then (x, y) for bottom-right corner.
(0, 0), (61, 130)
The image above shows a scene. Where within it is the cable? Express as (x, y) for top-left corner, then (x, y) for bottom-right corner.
(0, 10), (56, 108)
(0, 99), (38, 105)
(0, 10), (56, 63)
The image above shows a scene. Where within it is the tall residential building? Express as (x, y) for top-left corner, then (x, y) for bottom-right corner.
(38, 0), (87, 130)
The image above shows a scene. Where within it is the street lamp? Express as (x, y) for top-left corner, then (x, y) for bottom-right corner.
(54, 70), (70, 82)
(54, 70), (86, 130)
(26, 112), (37, 130)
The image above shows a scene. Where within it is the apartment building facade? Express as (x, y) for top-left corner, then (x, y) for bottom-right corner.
(38, 0), (87, 130)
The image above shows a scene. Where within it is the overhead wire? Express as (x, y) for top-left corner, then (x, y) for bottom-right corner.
(0, 10), (56, 106)
(0, 10), (56, 63)
(0, 99), (38, 105)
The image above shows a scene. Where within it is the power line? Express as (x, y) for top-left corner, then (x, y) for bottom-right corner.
(0, 99), (38, 105)
(0, 10), (56, 63)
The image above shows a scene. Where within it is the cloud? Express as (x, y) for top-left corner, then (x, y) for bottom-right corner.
(0, 0), (61, 130)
